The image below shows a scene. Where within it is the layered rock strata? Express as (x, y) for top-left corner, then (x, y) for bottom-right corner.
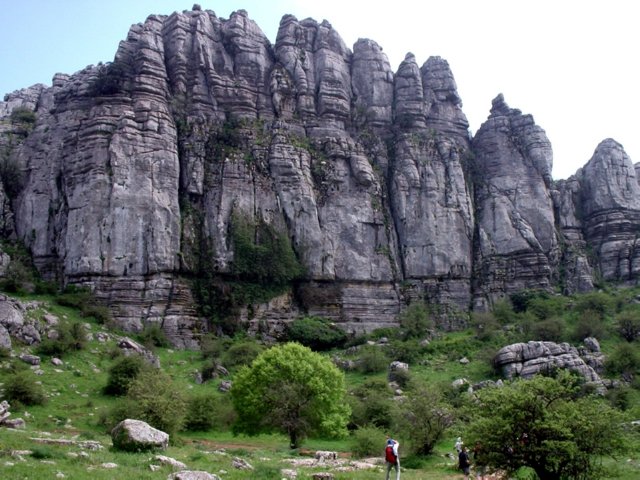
(1, 6), (639, 342)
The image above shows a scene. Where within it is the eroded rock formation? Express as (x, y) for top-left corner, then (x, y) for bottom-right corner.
(1, 6), (639, 343)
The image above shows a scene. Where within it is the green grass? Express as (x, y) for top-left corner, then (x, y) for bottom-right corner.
(1, 290), (639, 479)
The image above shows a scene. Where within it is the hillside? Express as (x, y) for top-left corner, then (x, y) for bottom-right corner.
(0, 285), (639, 479)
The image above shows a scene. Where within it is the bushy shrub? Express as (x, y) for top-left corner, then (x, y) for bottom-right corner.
(356, 346), (389, 374)
(200, 334), (231, 360)
(394, 383), (452, 455)
(573, 309), (608, 341)
(10, 106), (36, 125)
(185, 393), (218, 431)
(119, 369), (187, 437)
(351, 426), (387, 458)
(80, 304), (111, 324)
(399, 303), (433, 339)
(36, 321), (86, 357)
(530, 317), (566, 342)
(4, 371), (46, 406)
(55, 285), (111, 324)
(493, 299), (516, 324)
(221, 340), (264, 368)
(615, 309), (640, 342)
(574, 291), (614, 319)
(349, 379), (394, 429)
(139, 324), (170, 349)
(104, 355), (147, 396)
(387, 339), (424, 364)
(286, 316), (347, 351)
(606, 343), (640, 381)
(0, 257), (34, 293)
(471, 311), (501, 341)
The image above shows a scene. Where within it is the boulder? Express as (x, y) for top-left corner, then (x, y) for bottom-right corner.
(168, 472), (221, 480)
(111, 419), (169, 451)
(154, 455), (187, 470)
(494, 341), (603, 384)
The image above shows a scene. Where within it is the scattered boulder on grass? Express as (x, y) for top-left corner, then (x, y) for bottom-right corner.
(111, 419), (168, 451)
(388, 361), (409, 383)
(312, 473), (335, 480)
(117, 337), (160, 367)
(315, 451), (338, 462)
(19, 353), (40, 365)
(154, 455), (187, 470)
(168, 471), (221, 480)
(232, 457), (253, 470)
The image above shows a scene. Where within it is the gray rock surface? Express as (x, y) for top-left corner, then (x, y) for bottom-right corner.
(472, 95), (558, 308)
(168, 472), (221, 480)
(1, 6), (640, 343)
(494, 340), (603, 383)
(111, 419), (169, 451)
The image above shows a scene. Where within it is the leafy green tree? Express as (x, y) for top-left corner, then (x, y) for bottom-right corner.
(465, 372), (626, 480)
(121, 369), (187, 436)
(394, 383), (453, 455)
(231, 342), (350, 448)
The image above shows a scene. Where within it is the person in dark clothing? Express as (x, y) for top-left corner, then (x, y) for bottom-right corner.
(458, 445), (471, 479)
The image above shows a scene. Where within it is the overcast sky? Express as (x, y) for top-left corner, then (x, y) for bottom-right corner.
(1, 0), (637, 179)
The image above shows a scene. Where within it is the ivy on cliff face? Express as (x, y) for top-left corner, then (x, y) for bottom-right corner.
(192, 209), (304, 334)
(229, 210), (304, 286)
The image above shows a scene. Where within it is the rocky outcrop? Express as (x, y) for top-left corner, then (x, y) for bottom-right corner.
(494, 340), (604, 385)
(472, 95), (558, 308)
(1, 6), (640, 343)
(576, 139), (640, 283)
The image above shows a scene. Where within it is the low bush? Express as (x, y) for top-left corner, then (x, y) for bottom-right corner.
(200, 334), (232, 360)
(115, 369), (187, 437)
(399, 303), (433, 339)
(104, 355), (147, 396)
(3, 371), (46, 406)
(606, 343), (640, 381)
(349, 379), (395, 429)
(356, 345), (389, 374)
(573, 309), (608, 341)
(139, 324), (170, 349)
(285, 316), (347, 351)
(615, 309), (640, 342)
(530, 317), (566, 342)
(351, 426), (387, 458)
(185, 393), (218, 431)
(36, 321), (86, 357)
(221, 340), (264, 368)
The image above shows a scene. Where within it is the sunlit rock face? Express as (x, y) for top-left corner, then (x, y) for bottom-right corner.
(471, 94), (558, 308)
(576, 139), (640, 283)
(1, 6), (639, 343)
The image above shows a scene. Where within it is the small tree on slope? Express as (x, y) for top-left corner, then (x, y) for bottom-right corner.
(231, 342), (350, 448)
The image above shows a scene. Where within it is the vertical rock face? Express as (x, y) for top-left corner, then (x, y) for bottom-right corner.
(390, 55), (474, 325)
(471, 94), (558, 307)
(576, 139), (640, 282)
(2, 6), (640, 343)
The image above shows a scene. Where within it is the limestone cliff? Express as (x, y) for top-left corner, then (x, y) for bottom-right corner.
(1, 6), (638, 343)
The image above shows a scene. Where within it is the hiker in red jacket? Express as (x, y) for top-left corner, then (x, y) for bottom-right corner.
(385, 436), (400, 480)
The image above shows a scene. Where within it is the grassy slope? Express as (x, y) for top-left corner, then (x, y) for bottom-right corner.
(0, 292), (639, 479)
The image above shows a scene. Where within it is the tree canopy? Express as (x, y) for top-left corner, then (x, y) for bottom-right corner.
(230, 342), (350, 448)
(464, 372), (627, 480)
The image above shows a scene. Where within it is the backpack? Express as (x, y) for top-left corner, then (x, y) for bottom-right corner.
(385, 444), (397, 463)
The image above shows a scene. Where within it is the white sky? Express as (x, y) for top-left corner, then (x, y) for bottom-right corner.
(1, 0), (637, 180)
